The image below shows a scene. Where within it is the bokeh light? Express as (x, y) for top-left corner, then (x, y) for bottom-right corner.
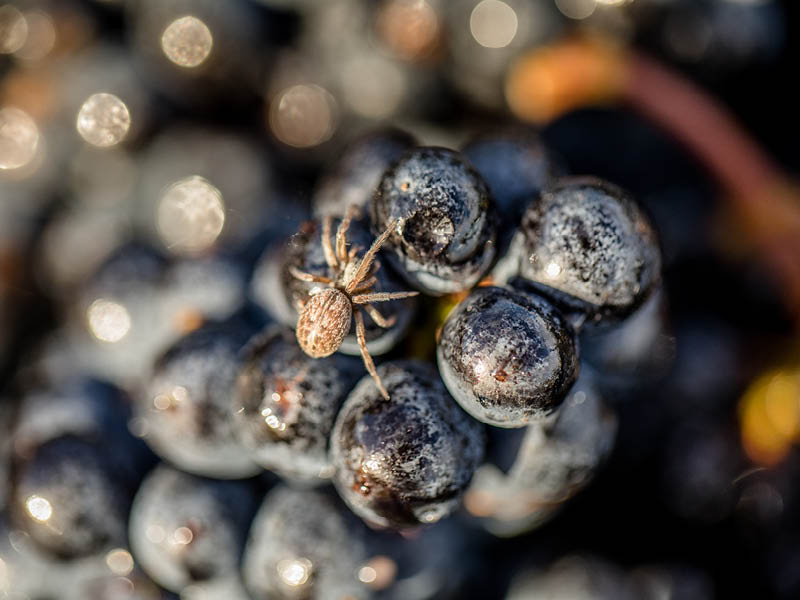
(277, 557), (312, 587)
(505, 37), (626, 124)
(269, 84), (337, 148)
(161, 16), (213, 68)
(76, 92), (131, 147)
(358, 556), (397, 590)
(87, 298), (132, 343)
(376, 0), (439, 61)
(25, 494), (53, 522)
(13, 10), (55, 62)
(157, 175), (225, 255)
(172, 526), (193, 546)
(554, 0), (596, 21)
(105, 548), (135, 576)
(739, 367), (800, 466)
(0, 4), (28, 54)
(0, 106), (39, 170)
(340, 55), (406, 119)
(470, 0), (519, 49)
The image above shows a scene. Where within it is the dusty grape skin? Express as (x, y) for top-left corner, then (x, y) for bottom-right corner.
(330, 361), (485, 530)
(312, 129), (416, 218)
(508, 376), (617, 501)
(242, 486), (369, 600)
(278, 218), (416, 355)
(233, 327), (361, 483)
(129, 466), (259, 593)
(12, 378), (154, 479)
(11, 436), (131, 560)
(370, 147), (497, 296)
(137, 322), (260, 479)
(495, 177), (661, 321)
(437, 286), (579, 428)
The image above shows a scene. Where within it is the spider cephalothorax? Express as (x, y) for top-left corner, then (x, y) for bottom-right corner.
(291, 207), (419, 399)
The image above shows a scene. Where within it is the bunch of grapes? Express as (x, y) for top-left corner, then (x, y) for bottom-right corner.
(0, 1), (795, 599)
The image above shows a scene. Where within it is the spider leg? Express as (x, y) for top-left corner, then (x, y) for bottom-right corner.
(288, 265), (332, 284)
(321, 216), (339, 271)
(349, 276), (378, 295)
(352, 291), (419, 304)
(335, 204), (360, 263)
(362, 303), (396, 328)
(355, 309), (390, 400)
(345, 219), (399, 293)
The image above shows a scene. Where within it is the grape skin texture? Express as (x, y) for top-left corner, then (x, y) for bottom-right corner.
(437, 286), (579, 428)
(331, 361), (485, 529)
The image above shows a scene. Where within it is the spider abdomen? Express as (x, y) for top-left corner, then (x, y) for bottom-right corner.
(297, 288), (353, 358)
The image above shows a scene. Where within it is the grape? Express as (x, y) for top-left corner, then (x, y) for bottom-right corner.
(370, 147), (497, 295)
(242, 486), (369, 600)
(11, 436), (131, 560)
(437, 286), (579, 428)
(330, 361), (485, 529)
(495, 177), (661, 321)
(233, 326), (361, 483)
(128, 465), (259, 593)
(313, 129), (416, 218)
(137, 321), (260, 479)
(462, 127), (562, 244)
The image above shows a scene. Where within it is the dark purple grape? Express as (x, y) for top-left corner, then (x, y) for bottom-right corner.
(313, 129), (416, 218)
(161, 256), (247, 324)
(250, 236), (296, 326)
(495, 177), (661, 321)
(579, 287), (674, 384)
(363, 515), (475, 599)
(462, 127), (561, 236)
(0, 513), (145, 600)
(370, 147), (497, 295)
(467, 375), (617, 536)
(11, 436), (132, 560)
(12, 378), (153, 473)
(330, 361), (485, 529)
(69, 243), (169, 386)
(128, 466), (259, 593)
(437, 286), (579, 428)
(242, 486), (369, 600)
(233, 326), (362, 483)
(136, 321), (260, 479)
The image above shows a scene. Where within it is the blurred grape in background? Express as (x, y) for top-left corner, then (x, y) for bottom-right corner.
(1, 1), (800, 599)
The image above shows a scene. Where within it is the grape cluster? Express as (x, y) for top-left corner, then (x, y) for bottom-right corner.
(1, 122), (664, 597)
(0, 115), (660, 598)
(12, 0), (792, 598)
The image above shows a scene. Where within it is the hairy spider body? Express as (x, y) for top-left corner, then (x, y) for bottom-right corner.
(291, 208), (419, 399)
(297, 288), (352, 358)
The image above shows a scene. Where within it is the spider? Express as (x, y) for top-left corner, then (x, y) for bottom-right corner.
(290, 207), (419, 400)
